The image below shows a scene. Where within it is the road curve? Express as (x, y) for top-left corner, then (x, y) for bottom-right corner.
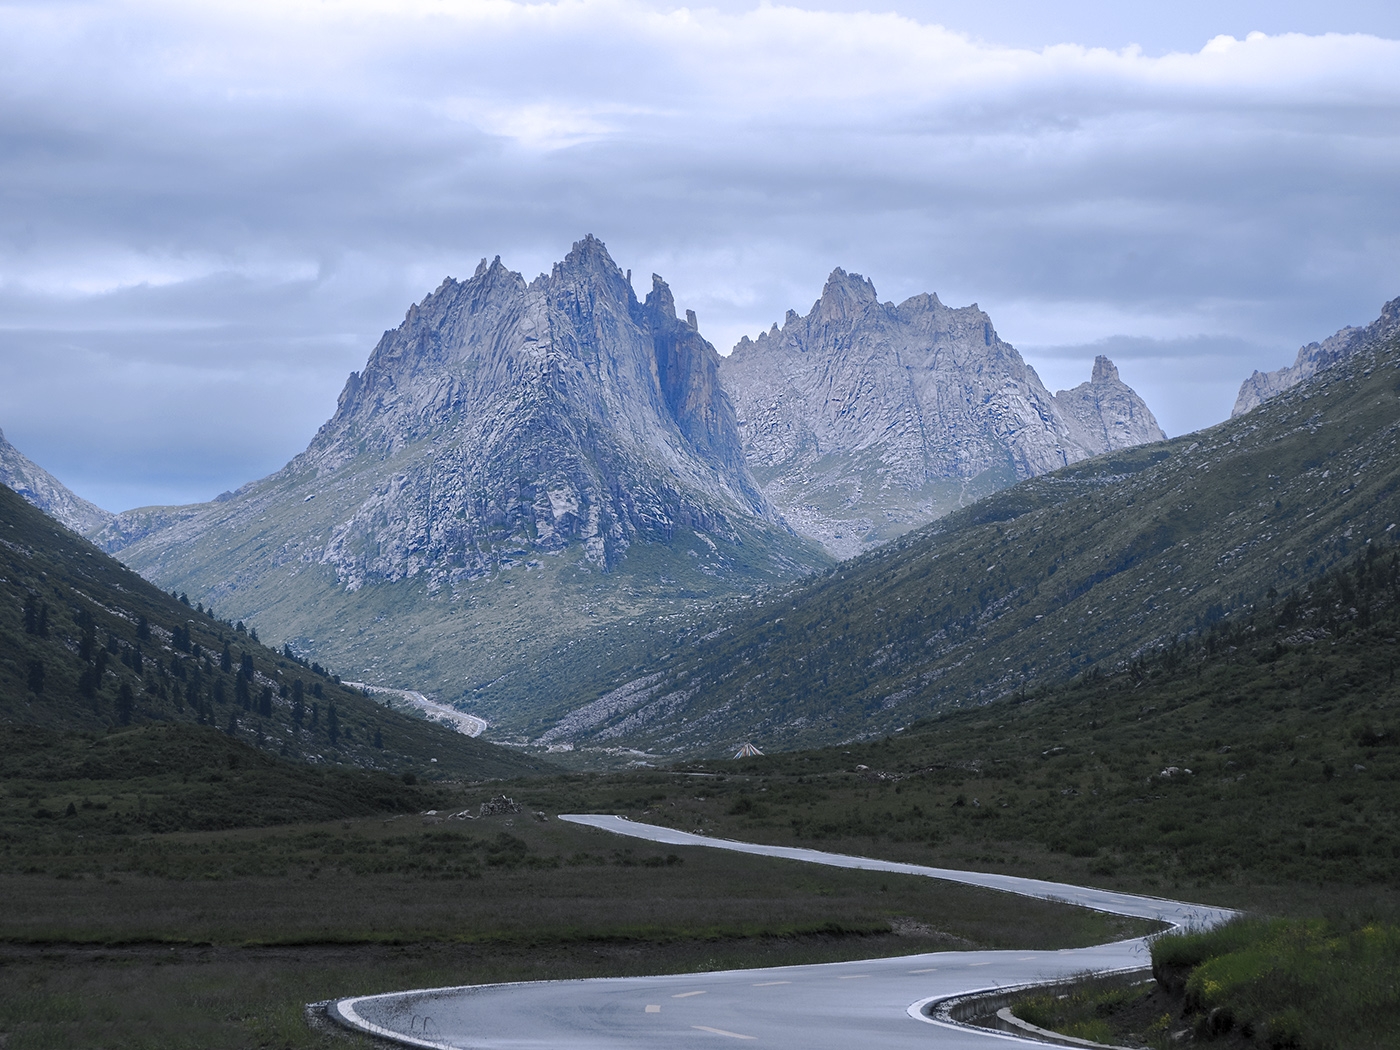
(328, 816), (1235, 1050)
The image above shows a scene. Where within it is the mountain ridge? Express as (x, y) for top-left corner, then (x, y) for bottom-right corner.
(0, 428), (114, 537)
(721, 268), (1164, 558)
(1233, 295), (1400, 416)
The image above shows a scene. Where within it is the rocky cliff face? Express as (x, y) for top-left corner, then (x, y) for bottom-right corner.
(720, 270), (1165, 558)
(0, 427), (114, 536)
(273, 236), (771, 590)
(102, 237), (823, 728)
(1233, 296), (1400, 417)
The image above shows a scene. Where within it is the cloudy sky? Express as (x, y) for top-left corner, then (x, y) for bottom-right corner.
(1, 0), (1398, 511)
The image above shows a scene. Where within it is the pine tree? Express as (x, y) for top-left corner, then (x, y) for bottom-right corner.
(292, 696), (304, 729)
(235, 671), (251, 710)
(26, 659), (44, 694)
(22, 594), (37, 634)
(116, 682), (133, 725)
(327, 703), (340, 746)
(374, 727), (383, 749)
(221, 642), (232, 673)
(78, 609), (96, 662)
(258, 685), (273, 718)
(36, 602), (49, 639)
(136, 615), (150, 641)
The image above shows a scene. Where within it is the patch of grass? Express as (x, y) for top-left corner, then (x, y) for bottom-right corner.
(1151, 917), (1400, 1050)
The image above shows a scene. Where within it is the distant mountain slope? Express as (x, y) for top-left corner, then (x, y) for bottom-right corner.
(1233, 296), (1400, 417)
(544, 300), (1400, 758)
(721, 270), (1164, 558)
(0, 483), (545, 781)
(98, 237), (827, 733)
(0, 428), (113, 536)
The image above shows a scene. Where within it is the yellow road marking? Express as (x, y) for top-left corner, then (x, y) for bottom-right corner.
(692, 1025), (756, 1040)
(673, 990), (707, 998)
(751, 981), (790, 987)
(645, 1005), (660, 1013)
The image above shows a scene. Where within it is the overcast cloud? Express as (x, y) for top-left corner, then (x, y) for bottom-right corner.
(1, 0), (1398, 510)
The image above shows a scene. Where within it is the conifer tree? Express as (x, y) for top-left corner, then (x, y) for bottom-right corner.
(136, 615), (149, 641)
(26, 659), (44, 694)
(116, 682), (133, 725)
(78, 609), (96, 662)
(235, 671), (251, 710)
(258, 685), (273, 718)
(221, 642), (232, 673)
(327, 703), (340, 746)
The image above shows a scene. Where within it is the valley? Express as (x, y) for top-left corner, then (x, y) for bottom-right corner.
(2, 260), (1399, 1050)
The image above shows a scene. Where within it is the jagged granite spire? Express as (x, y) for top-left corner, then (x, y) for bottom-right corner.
(721, 270), (1165, 558)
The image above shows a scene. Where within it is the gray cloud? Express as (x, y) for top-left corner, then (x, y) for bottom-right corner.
(0, 1), (1397, 509)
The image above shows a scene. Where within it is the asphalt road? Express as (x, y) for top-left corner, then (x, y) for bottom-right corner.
(329, 815), (1235, 1050)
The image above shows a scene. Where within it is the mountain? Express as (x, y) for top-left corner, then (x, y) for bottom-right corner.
(540, 295), (1400, 758)
(0, 427), (114, 536)
(1232, 295), (1400, 417)
(99, 237), (827, 733)
(0, 481), (543, 781)
(721, 270), (1164, 558)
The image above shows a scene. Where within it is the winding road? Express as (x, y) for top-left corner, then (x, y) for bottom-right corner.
(328, 815), (1235, 1049)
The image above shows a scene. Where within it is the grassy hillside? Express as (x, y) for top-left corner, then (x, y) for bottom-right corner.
(547, 538), (1400, 904)
(545, 322), (1400, 757)
(0, 482), (545, 783)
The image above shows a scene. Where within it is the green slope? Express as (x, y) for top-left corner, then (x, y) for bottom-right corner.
(548, 318), (1400, 757)
(558, 536), (1400, 895)
(0, 482), (547, 784)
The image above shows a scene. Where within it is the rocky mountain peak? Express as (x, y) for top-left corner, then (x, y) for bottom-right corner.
(109, 236), (786, 599)
(813, 268), (880, 321)
(721, 275), (1165, 558)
